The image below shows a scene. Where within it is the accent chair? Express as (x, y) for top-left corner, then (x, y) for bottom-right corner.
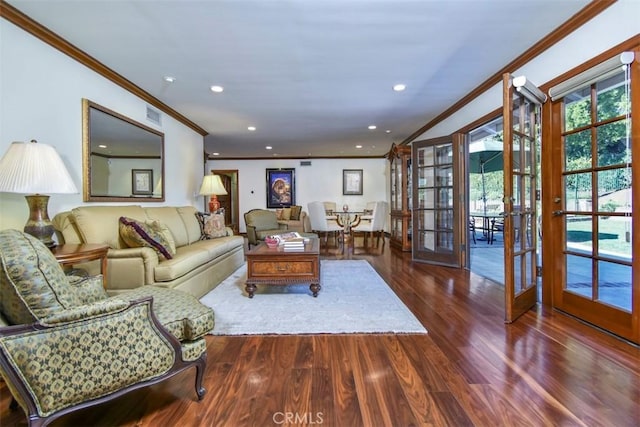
(0, 229), (213, 427)
(244, 209), (288, 248)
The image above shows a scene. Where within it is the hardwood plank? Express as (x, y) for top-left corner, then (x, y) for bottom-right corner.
(1, 237), (639, 427)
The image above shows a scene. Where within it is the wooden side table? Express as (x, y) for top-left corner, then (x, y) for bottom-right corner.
(52, 244), (109, 288)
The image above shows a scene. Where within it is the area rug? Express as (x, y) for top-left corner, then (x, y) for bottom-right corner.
(199, 259), (427, 335)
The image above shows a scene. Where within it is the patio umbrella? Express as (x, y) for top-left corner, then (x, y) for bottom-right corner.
(469, 138), (503, 215)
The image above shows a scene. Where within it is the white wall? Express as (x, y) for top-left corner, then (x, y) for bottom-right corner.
(208, 158), (389, 233)
(0, 20), (204, 232)
(416, 1), (640, 139)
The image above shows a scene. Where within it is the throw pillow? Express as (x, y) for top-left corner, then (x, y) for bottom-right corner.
(119, 217), (174, 259)
(195, 211), (209, 240)
(196, 210), (226, 240)
(281, 207), (292, 220)
(290, 205), (301, 221)
(275, 209), (284, 220)
(151, 220), (177, 255)
(203, 213), (227, 238)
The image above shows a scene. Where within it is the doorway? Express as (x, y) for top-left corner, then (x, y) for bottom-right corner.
(212, 169), (239, 235)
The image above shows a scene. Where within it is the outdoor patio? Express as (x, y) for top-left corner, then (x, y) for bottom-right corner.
(469, 220), (632, 312)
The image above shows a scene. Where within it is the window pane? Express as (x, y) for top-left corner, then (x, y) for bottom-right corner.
(564, 87), (591, 131)
(597, 216), (631, 260)
(565, 216), (592, 254)
(564, 172), (592, 212)
(418, 166), (434, 187)
(597, 261), (631, 312)
(564, 130), (592, 171)
(436, 165), (452, 186)
(565, 254), (592, 296)
(435, 145), (452, 165)
(596, 70), (629, 122)
(417, 146), (434, 167)
(597, 168), (631, 212)
(597, 119), (630, 167)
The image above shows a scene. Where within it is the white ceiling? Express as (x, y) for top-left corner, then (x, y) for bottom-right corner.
(8, 0), (590, 158)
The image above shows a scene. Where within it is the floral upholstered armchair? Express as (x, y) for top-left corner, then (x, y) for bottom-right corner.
(0, 229), (214, 427)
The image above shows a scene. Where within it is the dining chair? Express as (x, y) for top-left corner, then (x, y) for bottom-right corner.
(469, 217), (476, 244)
(323, 201), (337, 220)
(352, 201), (388, 248)
(308, 201), (343, 247)
(489, 217), (504, 244)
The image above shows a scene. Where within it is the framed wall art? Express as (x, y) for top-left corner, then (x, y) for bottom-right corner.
(266, 168), (295, 208)
(132, 169), (153, 195)
(342, 169), (363, 195)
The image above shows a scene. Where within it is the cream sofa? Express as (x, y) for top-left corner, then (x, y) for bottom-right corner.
(53, 205), (245, 298)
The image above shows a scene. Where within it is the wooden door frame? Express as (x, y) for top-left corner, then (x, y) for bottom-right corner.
(212, 169), (239, 235)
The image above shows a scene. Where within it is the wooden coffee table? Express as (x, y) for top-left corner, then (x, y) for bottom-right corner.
(245, 238), (320, 298)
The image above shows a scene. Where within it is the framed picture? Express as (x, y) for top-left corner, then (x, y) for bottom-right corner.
(266, 168), (295, 208)
(343, 169), (363, 195)
(132, 169), (153, 195)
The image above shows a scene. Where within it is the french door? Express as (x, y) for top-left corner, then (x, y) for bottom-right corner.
(502, 74), (545, 323)
(412, 135), (464, 267)
(546, 50), (638, 343)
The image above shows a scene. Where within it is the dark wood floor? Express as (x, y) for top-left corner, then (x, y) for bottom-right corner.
(1, 237), (639, 426)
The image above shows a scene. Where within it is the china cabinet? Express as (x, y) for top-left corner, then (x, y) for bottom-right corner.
(388, 143), (412, 251)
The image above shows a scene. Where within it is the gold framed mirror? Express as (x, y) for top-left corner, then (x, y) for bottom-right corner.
(82, 99), (164, 202)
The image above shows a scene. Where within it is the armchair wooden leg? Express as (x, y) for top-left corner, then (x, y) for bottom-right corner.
(194, 353), (207, 401)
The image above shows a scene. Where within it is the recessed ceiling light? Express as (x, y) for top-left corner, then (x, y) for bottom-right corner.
(265, 146), (272, 150)
(356, 145), (363, 149)
(210, 85), (224, 93)
(164, 76), (176, 83)
(392, 83), (406, 92)
(212, 152), (220, 156)
(98, 144), (107, 148)
(248, 126), (256, 131)
(385, 130), (391, 133)
(368, 125), (377, 130)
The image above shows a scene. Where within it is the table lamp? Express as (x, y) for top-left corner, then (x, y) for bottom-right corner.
(199, 174), (227, 212)
(0, 140), (78, 248)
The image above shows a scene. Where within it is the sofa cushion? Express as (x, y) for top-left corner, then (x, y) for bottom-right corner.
(116, 286), (214, 341)
(175, 206), (203, 244)
(72, 205), (147, 249)
(0, 230), (82, 324)
(119, 217), (175, 260)
(153, 246), (212, 282)
(144, 206), (190, 247)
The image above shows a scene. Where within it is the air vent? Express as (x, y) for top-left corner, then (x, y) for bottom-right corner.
(146, 106), (161, 126)
(300, 161), (312, 166)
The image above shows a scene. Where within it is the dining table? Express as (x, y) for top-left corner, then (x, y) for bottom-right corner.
(470, 211), (503, 242)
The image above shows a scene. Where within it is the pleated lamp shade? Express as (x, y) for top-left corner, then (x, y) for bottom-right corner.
(0, 140), (77, 248)
(0, 140), (77, 194)
(199, 174), (227, 212)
